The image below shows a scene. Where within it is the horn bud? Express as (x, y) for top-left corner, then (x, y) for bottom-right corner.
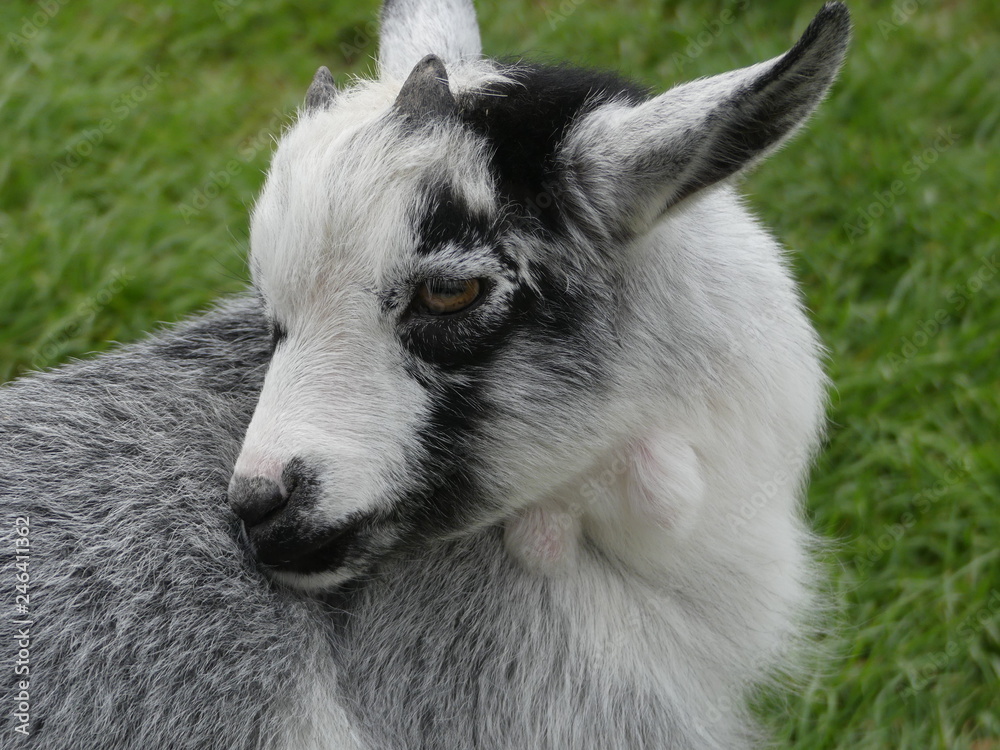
(305, 66), (337, 111)
(393, 55), (455, 122)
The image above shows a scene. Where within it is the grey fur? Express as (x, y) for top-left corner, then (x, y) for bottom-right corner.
(1, 299), (337, 748)
(1, 298), (691, 748)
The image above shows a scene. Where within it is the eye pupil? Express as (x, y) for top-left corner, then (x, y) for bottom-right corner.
(415, 278), (483, 315)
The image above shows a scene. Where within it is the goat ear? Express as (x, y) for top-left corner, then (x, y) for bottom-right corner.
(558, 2), (850, 237)
(378, 0), (482, 80)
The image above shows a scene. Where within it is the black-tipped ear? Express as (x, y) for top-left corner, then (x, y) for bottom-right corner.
(304, 66), (337, 111)
(682, 2), (852, 197)
(393, 54), (456, 122)
(379, 0), (481, 80)
(558, 2), (851, 237)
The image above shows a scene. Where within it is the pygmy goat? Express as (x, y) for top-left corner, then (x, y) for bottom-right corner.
(0, 1), (850, 747)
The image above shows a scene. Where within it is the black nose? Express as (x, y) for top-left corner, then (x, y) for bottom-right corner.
(229, 475), (288, 527)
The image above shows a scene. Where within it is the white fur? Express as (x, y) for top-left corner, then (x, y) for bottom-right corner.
(378, 0), (482, 79)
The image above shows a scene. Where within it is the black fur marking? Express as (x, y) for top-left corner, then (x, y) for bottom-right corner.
(269, 320), (288, 355)
(401, 184), (518, 368)
(414, 180), (496, 257)
(242, 458), (319, 557)
(259, 517), (358, 574)
(399, 296), (516, 370)
(400, 266), (582, 373)
(510, 260), (609, 399)
(242, 458), (401, 578)
(458, 63), (649, 230)
(397, 377), (493, 540)
(389, 65), (632, 542)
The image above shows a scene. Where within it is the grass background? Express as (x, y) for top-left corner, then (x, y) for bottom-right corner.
(1, 0), (997, 746)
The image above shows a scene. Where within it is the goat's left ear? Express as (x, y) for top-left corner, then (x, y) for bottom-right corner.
(558, 2), (851, 238)
(378, 0), (482, 80)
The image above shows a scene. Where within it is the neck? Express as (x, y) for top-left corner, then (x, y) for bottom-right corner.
(325, 428), (814, 749)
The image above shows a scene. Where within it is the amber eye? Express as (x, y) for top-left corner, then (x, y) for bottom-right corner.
(414, 278), (483, 316)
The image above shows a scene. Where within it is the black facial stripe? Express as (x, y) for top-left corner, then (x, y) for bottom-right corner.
(398, 248), (606, 381)
(397, 239), (522, 369)
(254, 518), (355, 571)
(385, 61), (634, 537)
(414, 181), (497, 257)
(394, 377), (492, 540)
(457, 62), (649, 230)
(514, 262), (608, 389)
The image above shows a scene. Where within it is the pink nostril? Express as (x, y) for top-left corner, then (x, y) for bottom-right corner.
(234, 454), (286, 486)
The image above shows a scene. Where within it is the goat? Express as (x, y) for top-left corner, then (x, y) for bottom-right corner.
(0, 1), (850, 748)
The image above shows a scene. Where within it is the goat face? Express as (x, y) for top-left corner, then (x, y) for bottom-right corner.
(228, 1), (849, 590)
(230, 66), (622, 590)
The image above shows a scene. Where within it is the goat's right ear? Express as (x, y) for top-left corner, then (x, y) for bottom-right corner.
(558, 2), (850, 238)
(378, 0), (482, 80)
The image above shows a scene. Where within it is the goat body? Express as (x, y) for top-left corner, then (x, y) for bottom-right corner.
(0, 2), (850, 747)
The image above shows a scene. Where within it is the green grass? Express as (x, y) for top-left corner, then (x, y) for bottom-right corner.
(2, 0), (998, 746)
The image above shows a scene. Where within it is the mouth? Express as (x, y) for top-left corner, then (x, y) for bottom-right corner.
(239, 512), (378, 582)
